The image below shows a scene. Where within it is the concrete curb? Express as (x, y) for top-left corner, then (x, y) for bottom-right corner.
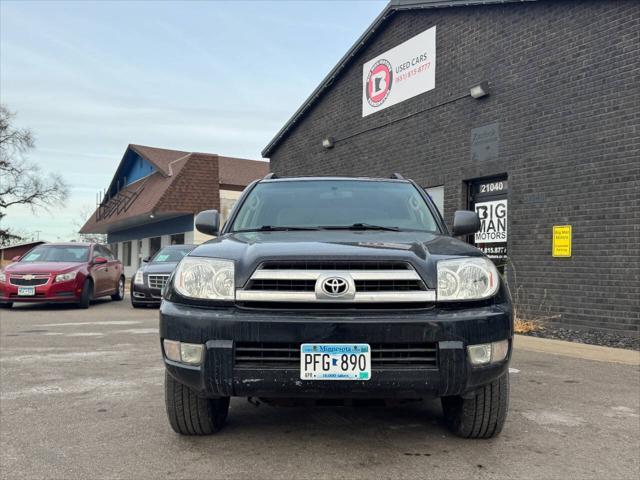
(515, 334), (640, 366)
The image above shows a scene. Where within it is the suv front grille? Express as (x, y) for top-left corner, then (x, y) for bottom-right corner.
(9, 276), (49, 287)
(248, 279), (316, 291)
(354, 280), (425, 292)
(260, 261), (412, 271)
(237, 261), (434, 305)
(148, 274), (170, 290)
(234, 342), (438, 369)
(247, 279), (426, 293)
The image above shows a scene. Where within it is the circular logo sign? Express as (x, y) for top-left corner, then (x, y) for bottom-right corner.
(365, 59), (393, 107)
(321, 277), (349, 296)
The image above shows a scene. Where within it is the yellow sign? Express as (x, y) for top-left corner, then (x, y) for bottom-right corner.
(552, 225), (572, 257)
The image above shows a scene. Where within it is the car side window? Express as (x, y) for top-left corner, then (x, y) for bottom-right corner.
(94, 246), (110, 260)
(100, 246), (115, 260)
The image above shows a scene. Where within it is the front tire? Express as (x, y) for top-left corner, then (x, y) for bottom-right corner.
(165, 371), (229, 435)
(111, 276), (125, 301)
(441, 373), (509, 439)
(78, 279), (93, 309)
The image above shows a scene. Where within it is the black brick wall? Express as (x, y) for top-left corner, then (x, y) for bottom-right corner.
(267, 0), (640, 333)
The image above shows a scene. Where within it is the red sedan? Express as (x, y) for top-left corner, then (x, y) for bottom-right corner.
(0, 242), (124, 309)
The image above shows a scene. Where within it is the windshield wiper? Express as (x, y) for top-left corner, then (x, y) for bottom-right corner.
(233, 225), (321, 233)
(319, 223), (401, 232)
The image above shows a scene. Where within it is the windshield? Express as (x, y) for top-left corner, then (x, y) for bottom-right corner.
(21, 245), (90, 263)
(150, 247), (193, 263)
(231, 180), (439, 232)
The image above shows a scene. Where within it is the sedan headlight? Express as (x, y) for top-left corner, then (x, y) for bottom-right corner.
(0, 272), (6, 283)
(134, 270), (144, 285)
(437, 257), (499, 301)
(55, 271), (78, 283)
(173, 257), (235, 300)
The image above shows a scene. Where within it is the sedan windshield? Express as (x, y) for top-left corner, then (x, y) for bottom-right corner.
(151, 247), (193, 263)
(21, 245), (90, 263)
(231, 180), (439, 233)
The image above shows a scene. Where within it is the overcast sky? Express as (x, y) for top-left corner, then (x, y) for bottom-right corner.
(0, 0), (386, 241)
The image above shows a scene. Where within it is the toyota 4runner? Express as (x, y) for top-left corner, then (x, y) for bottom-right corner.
(160, 176), (512, 438)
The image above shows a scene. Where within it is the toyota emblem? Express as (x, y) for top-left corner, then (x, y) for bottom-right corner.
(321, 277), (349, 296)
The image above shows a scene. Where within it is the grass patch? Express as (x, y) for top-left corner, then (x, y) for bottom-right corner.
(514, 318), (539, 334)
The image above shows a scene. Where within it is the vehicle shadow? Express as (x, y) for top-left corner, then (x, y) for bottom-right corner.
(6, 298), (114, 311)
(203, 398), (450, 442)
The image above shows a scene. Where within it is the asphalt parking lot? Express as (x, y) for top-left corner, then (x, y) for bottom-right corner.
(1, 298), (638, 480)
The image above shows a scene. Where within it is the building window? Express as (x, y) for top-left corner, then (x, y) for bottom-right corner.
(170, 233), (185, 245)
(150, 236), (162, 257)
(122, 241), (132, 266)
(425, 185), (444, 215)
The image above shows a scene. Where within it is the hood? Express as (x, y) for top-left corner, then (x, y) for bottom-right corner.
(189, 230), (484, 289)
(4, 262), (83, 275)
(139, 262), (180, 274)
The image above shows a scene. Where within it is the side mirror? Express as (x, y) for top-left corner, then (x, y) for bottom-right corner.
(142, 256), (150, 263)
(195, 209), (220, 236)
(452, 210), (481, 236)
(11, 256), (21, 262)
(93, 256), (108, 265)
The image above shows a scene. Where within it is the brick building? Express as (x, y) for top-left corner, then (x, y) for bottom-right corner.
(81, 144), (268, 277)
(262, 0), (639, 333)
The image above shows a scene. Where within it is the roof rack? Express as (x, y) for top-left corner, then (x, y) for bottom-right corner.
(263, 172), (277, 180)
(390, 173), (405, 180)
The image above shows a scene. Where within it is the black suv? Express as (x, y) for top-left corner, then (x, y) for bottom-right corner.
(160, 176), (512, 438)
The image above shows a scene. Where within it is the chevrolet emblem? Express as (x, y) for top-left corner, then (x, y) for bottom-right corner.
(23, 274), (35, 280)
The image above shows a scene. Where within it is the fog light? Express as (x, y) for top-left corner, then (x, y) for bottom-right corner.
(163, 339), (181, 362)
(467, 340), (510, 365)
(468, 344), (492, 365)
(180, 343), (204, 365)
(491, 339), (509, 363)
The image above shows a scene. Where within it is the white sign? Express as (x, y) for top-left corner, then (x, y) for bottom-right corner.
(474, 200), (507, 244)
(362, 26), (436, 117)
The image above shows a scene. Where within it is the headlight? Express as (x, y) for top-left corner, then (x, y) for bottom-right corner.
(134, 270), (144, 285)
(437, 257), (499, 301)
(0, 272), (5, 283)
(173, 257), (235, 300)
(55, 271), (78, 283)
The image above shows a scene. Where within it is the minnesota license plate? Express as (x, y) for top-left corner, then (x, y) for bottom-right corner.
(300, 343), (371, 381)
(17, 286), (35, 296)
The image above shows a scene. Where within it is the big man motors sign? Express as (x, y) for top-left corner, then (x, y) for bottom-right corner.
(362, 26), (436, 117)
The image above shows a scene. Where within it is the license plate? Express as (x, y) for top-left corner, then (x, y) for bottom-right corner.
(300, 343), (371, 381)
(17, 286), (35, 296)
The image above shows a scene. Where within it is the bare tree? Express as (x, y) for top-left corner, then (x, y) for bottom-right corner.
(72, 204), (107, 244)
(0, 105), (69, 244)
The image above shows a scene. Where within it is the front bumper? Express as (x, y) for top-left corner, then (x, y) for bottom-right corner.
(0, 280), (81, 303)
(130, 280), (162, 305)
(160, 299), (513, 399)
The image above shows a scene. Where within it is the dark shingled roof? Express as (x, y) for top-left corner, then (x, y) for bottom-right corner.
(218, 156), (271, 188)
(261, 0), (535, 158)
(80, 145), (268, 234)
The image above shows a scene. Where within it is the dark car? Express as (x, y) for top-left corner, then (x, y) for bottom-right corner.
(0, 242), (124, 309)
(131, 244), (196, 308)
(160, 176), (512, 438)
